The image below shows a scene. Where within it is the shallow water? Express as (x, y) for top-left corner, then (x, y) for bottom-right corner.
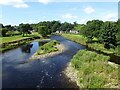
(1, 35), (85, 88)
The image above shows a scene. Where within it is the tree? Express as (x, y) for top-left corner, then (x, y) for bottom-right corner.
(0, 28), (8, 37)
(19, 23), (32, 36)
(100, 21), (118, 49)
(116, 19), (120, 43)
(51, 21), (61, 33)
(60, 22), (73, 32)
(74, 24), (85, 34)
(82, 20), (103, 42)
(38, 26), (48, 37)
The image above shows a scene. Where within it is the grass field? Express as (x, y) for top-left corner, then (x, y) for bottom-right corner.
(1, 32), (42, 44)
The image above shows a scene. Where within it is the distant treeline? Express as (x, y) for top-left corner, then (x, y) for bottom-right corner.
(0, 19), (120, 49)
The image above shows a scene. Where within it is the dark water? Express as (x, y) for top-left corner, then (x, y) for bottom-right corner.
(1, 35), (85, 89)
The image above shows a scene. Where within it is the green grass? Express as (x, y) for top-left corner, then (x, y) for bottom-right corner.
(71, 50), (119, 88)
(36, 40), (60, 55)
(61, 33), (120, 56)
(1, 35), (29, 43)
(1, 32), (42, 44)
(61, 34), (87, 45)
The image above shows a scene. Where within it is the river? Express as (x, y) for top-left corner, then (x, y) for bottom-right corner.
(1, 35), (85, 89)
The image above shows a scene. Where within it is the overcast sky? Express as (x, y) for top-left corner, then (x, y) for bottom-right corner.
(0, 0), (119, 25)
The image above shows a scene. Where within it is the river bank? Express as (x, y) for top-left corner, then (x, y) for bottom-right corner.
(61, 33), (120, 65)
(61, 33), (119, 88)
(63, 63), (80, 87)
(64, 50), (119, 88)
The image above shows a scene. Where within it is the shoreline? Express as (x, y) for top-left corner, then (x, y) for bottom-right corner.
(63, 63), (80, 88)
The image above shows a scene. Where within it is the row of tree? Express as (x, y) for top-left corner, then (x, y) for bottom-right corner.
(31, 21), (74, 36)
(0, 21), (74, 37)
(74, 20), (120, 49)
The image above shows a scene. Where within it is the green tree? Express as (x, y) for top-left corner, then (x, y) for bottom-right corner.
(51, 21), (61, 33)
(83, 20), (103, 42)
(0, 28), (8, 37)
(60, 22), (73, 32)
(38, 26), (48, 37)
(100, 21), (118, 49)
(19, 23), (32, 36)
(74, 24), (85, 34)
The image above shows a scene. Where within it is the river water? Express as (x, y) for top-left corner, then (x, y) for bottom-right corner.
(1, 35), (85, 89)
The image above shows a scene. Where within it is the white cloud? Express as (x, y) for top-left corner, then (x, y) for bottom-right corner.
(84, 6), (95, 14)
(38, 0), (53, 4)
(102, 13), (117, 21)
(0, 0), (29, 8)
(62, 14), (78, 19)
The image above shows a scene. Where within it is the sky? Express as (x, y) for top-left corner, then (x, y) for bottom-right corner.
(0, 0), (119, 26)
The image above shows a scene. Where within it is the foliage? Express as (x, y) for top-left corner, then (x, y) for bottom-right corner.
(0, 28), (8, 37)
(62, 33), (120, 56)
(19, 23), (33, 36)
(36, 40), (60, 55)
(79, 20), (118, 49)
(60, 22), (74, 32)
(74, 24), (84, 34)
(71, 50), (118, 88)
(82, 20), (103, 42)
(6, 30), (21, 36)
(100, 21), (118, 49)
(38, 26), (48, 37)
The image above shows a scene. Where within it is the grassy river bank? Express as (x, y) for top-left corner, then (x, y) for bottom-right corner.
(62, 34), (119, 88)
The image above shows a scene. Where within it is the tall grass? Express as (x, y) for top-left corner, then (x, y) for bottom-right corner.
(71, 50), (119, 88)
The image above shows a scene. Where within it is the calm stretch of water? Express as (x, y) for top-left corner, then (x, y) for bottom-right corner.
(1, 35), (85, 88)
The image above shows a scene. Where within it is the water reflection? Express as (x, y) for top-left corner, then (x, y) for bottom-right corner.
(21, 44), (33, 53)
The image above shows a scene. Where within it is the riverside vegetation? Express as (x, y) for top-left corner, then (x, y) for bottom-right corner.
(62, 34), (119, 88)
(36, 40), (60, 55)
(71, 50), (118, 88)
(62, 34), (120, 56)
